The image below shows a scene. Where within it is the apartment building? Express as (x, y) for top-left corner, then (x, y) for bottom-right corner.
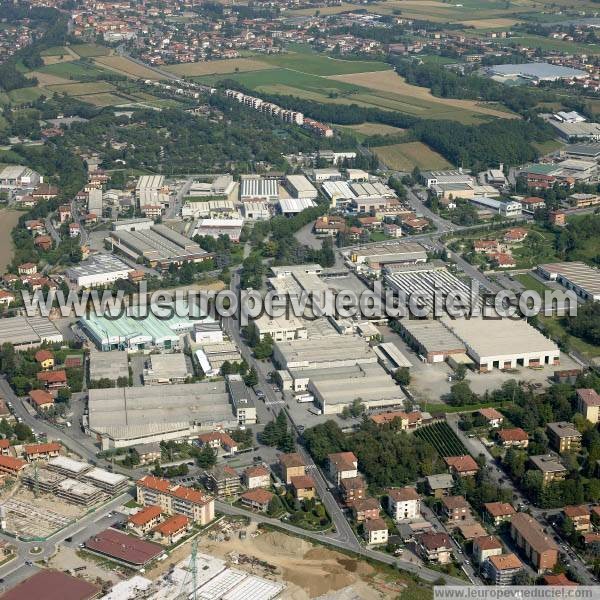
(484, 553), (524, 586)
(364, 518), (388, 546)
(417, 532), (453, 564)
(441, 496), (472, 522)
(202, 465), (241, 497)
(546, 422), (582, 453)
(340, 476), (367, 504)
(510, 512), (558, 573)
(136, 476), (214, 525)
(563, 505), (591, 532)
(278, 452), (306, 484)
(242, 465), (270, 489)
(327, 452), (358, 485)
(128, 505), (162, 536)
(473, 535), (503, 564)
(387, 487), (420, 522)
(576, 388), (600, 424)
(484, 502), (516, 526)
(529, 454), (567, 485)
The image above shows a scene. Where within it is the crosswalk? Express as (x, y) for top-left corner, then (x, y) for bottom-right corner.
(264, 399), (285, 407)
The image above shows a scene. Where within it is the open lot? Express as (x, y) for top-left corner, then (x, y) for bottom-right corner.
(37, 60), (109, 80)
(373, 141), (452, 171)
(328, 71), (517, 120)
(338, 122), (406, 137)
(70, 43), (111, 58)
(74, 92), (130, 107)
(0, 208), (22, 271)
(164, 57), (274, 76)
(93, 56), (163, 80)
(46, 81), (116, 95)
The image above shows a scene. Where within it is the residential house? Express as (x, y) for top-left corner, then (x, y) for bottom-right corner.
(327, 451), (358, 485)
(0, 291), (14, 306)
(563, 505), (591, 532)
(34, 235), (53, 251)
(417, 532), (453, 564)
(576, 388), (600, 424)
(546, 422), (582, 453)
(128, 505), (162, 536)
(29, 389), (54, 411)
(340, 476), (366, 504)
(132, 442), (162, 465)
(240, 488), (274, 512)
(364, 518), (388, 546)
(36, 370), (67, 390)
(497, 428), (529, 448)
(279, 452), (305, 484)
(242, 465), (270, 489)
(0, 455), (27, 477)
(202, 465), (241, 497)
(473, 240), (499, 254)
(543, 573), (578, 586)
(387, 487), (420, 522)
(34, 349), (54, 370)
(425, 473), (454, 498)
(484, 502), (516, 526)
(444, 455), (479, 477)
(457, 522), (487, 541)
(441, 495), (472, 523)
(351, 497), (380, 522)
(0, 440), (9, 456)
(473, 535), (503, 564)
(510, 512), (558, 573)
(18, 262), (37, 276)
(478, 408), (504, 428)
(152, 514), (190, 545)
(290, 475), (316, 500)
(484, 553), (523, 586)
(503, 228), (528, 243)
(197, 431), (238, 455)
(23, 442), (61, 461)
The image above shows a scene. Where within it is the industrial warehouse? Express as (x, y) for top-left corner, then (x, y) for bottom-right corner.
(86, 381), (241, 449)
(65, 254), (134, 288)
(537, 261), (600, 302)
(107, 219), (211, 269)
(0, 316), (63, 349)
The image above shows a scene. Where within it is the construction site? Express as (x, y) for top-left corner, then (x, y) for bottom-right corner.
(0, 456), (129, 540)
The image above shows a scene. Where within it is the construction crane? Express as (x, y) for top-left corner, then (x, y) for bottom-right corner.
(177, 539), (198, 600)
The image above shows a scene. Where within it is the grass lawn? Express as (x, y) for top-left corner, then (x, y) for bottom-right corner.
(505, 34), (600, 55)
(37, 60), (109, 80)
(45, 81), (116, 95)
(75, 92), (130, 107)
(538, 315), (600, 359)
(40, 46), (69, 57)
(7, 86), (46, 104)
(373, 141), (452, 171)
(514, 273), (551, 295)
(532, 139), (564, 155)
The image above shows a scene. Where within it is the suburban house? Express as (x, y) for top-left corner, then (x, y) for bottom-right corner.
(128, 505), (162, 536)
(417, 532), (453, 564)
(240, 488), (274, 512)
(444, 455), (479, 477)
(473, 535), (503, 564)
(441, 495), (472, 522)
(279, 452), (306, 484)
(497, 428), (529, 448)
(327, 451), (358, 485)
(484, 502), (516, 526)
(387, 487), (420, 522)
(364, 518), (388, 546)
(290, 475), (316, 500)
(242, 465), (270, 489)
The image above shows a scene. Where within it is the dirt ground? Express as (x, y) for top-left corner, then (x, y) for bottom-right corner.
(47, 545), (121, 587)
(145, 522), (403, 599)
(0, 209), (21, 272)
(93, 56), (163, 80)
(328, 71), (517, 119)
(30, 71), (75, 86)
(164, 58), (273, 76)
(339, 123), (406, 136)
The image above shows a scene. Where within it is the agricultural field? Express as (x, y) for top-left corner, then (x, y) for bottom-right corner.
(40, 46), (69, 57)
(338, 122), (406, 137)
(164, 57), (274, 76)
(93, 56), (163, 80)
(70, 43), (111, 58)
(414, 422), (468, 457)
(373, 141), (452, 171)
(6, 87), (46, 105)
(328, 71), (517, 120)
(74, 92), (130, 107)
(505, 34), (600, 55)
(37, 60), (109, 80)
(45, 81), (116, 95)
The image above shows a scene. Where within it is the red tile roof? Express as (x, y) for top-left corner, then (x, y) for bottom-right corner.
(37, 370), (67, 384)
(387, 487), (419, 502)
(241, 488), (274, 505)
(153, 514), (189, 536)
(444, 455), (479, 473)
(474, 535), (502, 551)
(34, 349), (54, 363)
(290, 475), (315, 490)
(498, 428), (528, 443)
(0, 455), (27, 472)
(0, 439), (10, 449)
(279, 452), (305, 469)
(420, 531), (452, 550)
(24, 442), (61, 456)
(478, 408), (504, 421)
(137, 475), (171, 493)
(484, 502), (516, 518)
(85, 529), (162, 566)
(487, 553), (522, 571)
(543, 573), (577, 586)
(563, 505), (590, 518)
(0, 569), (99, 600)
(244, 465), (269, 479)
(170, 485), (209, 505)
(128, 505), (162, 527)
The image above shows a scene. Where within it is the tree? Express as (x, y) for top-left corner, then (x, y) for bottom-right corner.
(512, 570), (533, 585)
(267, 494), (283, 517)
(196, 445), (217, 469)
(14, 422), (33, 441)
(448, 381), (475, 406)
(393, 367), (410, 386)
(454, 363), (467, 382)
(244, 367), (258, 388)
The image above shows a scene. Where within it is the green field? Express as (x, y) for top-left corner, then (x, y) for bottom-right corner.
(505, 34), (600, 55)
(538, 315), (600, 359)
(46, 81), (116, 95)
(513, 272), (552, 295)
(40, 46), (69, 57)
(37, 60), (109, 80)
(414, 422), (468, 457)
(7, 87), (46, 104)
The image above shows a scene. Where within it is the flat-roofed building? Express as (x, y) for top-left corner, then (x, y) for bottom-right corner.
(577, 388), (600, 424)
(194, 218), (244, 242)
(441, 316), (560, 372)
(397, 319), (465, 364)
(546, 421), (581, 453)
(227, 374), (257, 425)
(273, 336), (377, 371)
(0, 316), (63, 349)
(143, 352), (192, 385)
(240, 176), (279, 202)
(253, 314), (308, 342)
(537, 261), (600, 302)
(308, 362), (406, 415)
(66, 254), (133, 288)
(136, 475), (214, 524)
(345, 241), (427, 273)
(0, 165), (41, 189)
(81, 468), (129, 495)
(510, 512), (558, 573)
(87, 381), (238, 449)
(285, 174), (318, 200)
(89, 350), (129, 383)
(529, 454), (567, 485)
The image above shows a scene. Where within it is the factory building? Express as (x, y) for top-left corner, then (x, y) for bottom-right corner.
(537, 261), (600, 302)
(239, 176), (279, 202)
(285, 175), (318, 200)
(0, 316), (63, 350)
(65, 254), (134, 288)
(344, 241), (428, 274)
(143, 353), (193, 385)
(87, 381), (239, 449)
(397, 319), (466, 364)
